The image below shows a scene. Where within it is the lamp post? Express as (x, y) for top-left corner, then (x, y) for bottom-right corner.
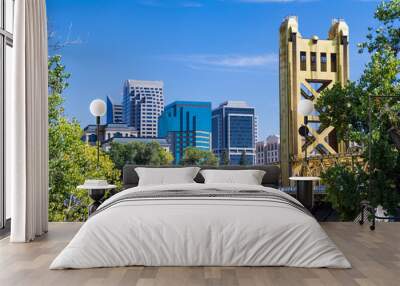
(298, 99), (314, 176)
(289, 99), (317, 211)
(89, 99), (106, 169)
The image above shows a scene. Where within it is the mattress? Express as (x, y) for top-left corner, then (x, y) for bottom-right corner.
(50, 183), (350, 269)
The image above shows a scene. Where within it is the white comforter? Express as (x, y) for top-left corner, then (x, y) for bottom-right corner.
(50, 183), (351, 269)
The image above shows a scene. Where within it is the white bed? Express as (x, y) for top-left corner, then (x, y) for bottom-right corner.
(50, 183), (351, 269)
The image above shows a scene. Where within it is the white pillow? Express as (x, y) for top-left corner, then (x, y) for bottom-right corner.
(200, 169), (266, 185)
(135, 167), (200, 186)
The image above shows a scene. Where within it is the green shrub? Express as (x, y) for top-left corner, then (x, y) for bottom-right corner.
(321, 164), (367, 221)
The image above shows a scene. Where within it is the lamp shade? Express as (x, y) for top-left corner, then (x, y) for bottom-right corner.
(90, 99), (106, 117)
(298, 99), (314, 116)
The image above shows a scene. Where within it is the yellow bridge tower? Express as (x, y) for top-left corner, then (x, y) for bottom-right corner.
(279, 16), (350, 186)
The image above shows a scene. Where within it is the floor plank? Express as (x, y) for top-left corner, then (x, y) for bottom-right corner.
(0, 222), (399, 286)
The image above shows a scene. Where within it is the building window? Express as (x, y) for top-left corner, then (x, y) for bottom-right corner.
(310, 52), (317, 71)
(331, 53), (337, 72)
(300, 51), (307, 71)
(320, 52), (327, 72)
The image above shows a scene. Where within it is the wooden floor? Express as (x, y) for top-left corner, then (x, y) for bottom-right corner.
(0, 222), (399, 286)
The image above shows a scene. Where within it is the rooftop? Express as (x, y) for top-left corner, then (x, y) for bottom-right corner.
(164, 101), (212, 109)
(125, 80), (164, 88)
(106, 137), (169, 145)
(219, 101), (252, 108)
(83, 123), (135, 131)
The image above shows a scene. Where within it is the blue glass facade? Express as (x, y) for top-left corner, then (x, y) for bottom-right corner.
(158, 101), (212, 164)
(212, 102), (255, 165)
(106, 96), (124, 124)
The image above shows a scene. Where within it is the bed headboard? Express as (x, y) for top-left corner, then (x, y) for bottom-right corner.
(122, 165), (281, 189)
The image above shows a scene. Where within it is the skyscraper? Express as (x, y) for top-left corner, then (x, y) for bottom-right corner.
(212, 101), (256, 165)
(158, 101), (212, 164)
(106, 96), (124, 124)
(122, 80), (164, 138)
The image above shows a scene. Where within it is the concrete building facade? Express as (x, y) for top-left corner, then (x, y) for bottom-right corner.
(265, 135), (280, 164)
(82, 123), (138, 145)
(255, 141), (265, 165)
(255, 135), (280, 165)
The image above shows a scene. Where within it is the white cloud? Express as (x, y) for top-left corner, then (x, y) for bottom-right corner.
(181, 1), (204, 7)
(138, 0), (205, 8)
(137, 0), (163, 7)
(164, 53), (277, 71)
(138, 0), (317, 7)
(240, 0), (294, 2)
(238, 0), (316, 3)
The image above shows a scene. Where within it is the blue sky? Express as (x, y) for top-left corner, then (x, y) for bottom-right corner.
(46, 0), (379, 139)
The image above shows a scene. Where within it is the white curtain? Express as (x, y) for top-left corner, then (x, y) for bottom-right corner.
(7, 0), (49, 242)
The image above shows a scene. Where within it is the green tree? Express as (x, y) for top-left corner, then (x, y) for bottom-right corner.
(321, 164), (367, 221)
(239, 150), (247, 166)
(108, 141), (173, 170)
(358, 0), (400, 55)
(180, 147), (218, 166)
(221, 149), (230, 166)
(48, 55), (121, 222)
(316, 0), (400, 217)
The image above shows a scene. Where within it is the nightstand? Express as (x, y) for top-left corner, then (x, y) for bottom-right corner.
(77, 180), (116, 216)
(289, 176), (321, 210)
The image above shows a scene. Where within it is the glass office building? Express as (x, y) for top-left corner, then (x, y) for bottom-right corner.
(158, 101), (212, 164)
(212, 101), (256, 165)
(122, 80), (164, 138)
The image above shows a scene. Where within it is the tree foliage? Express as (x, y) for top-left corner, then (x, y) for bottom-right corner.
(239, 150), (248, 166)
(221, 149), (230, 166)
(48, 55), (121, 222)
(321, 164), (367, 221)
(108, 141), (173, 170)
(180, 147), (218, 166)
(316, 0), (400, 217)
(358, 0), (400, 55)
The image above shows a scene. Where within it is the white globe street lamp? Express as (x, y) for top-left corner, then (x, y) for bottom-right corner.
(89, 99), (106, 168)
(298, 99), (314, 116)
(90, 99), (106, 117)
(298, 99), (314, 176)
